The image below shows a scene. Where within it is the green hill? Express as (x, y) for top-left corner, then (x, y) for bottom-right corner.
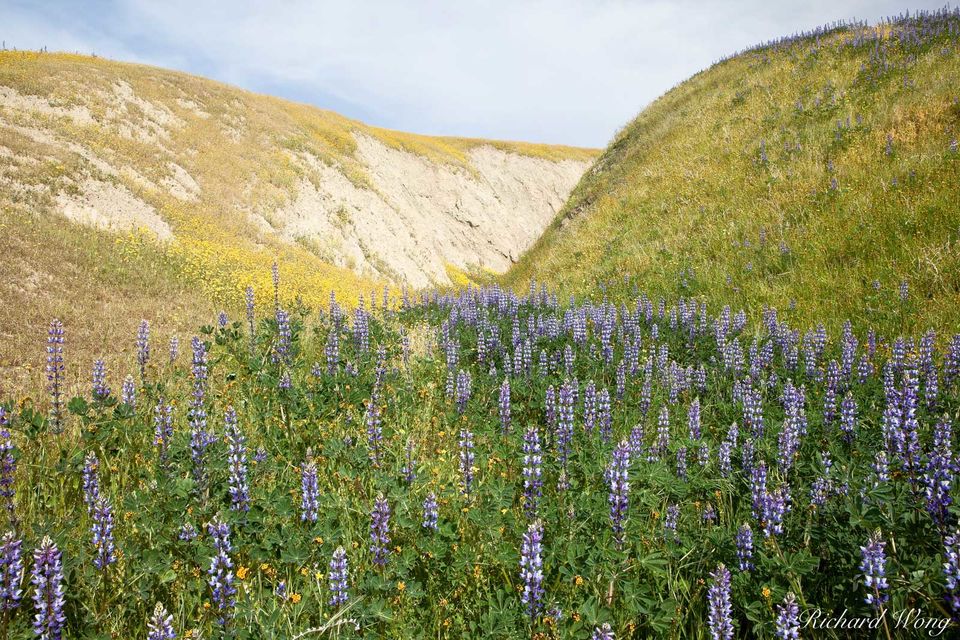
(506, 9), (960, 336)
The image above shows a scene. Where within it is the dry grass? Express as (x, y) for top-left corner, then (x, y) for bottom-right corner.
(0, 51), (595, 394)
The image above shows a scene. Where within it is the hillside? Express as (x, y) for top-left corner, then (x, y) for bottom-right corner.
(506, 9), (960, 335)
(0, 52), (594, 391)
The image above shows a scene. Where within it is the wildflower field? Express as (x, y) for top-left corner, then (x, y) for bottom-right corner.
(3, 7), (960, 640)
(1, 261), (960, 639)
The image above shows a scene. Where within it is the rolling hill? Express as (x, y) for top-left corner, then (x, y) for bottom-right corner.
(505, 8), (960, 336)
(0, 52), (594, 391)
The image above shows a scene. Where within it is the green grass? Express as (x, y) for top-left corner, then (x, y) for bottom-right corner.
(505, 20), (960, 336)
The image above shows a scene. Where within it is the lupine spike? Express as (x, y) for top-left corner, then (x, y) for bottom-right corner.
(328, 546), (349, 607)
(31, 536), (65, 640)
(147, 601), (176, 640)
(46, 319), (65, 434)
(519, 520), (544, 620)
(207, 517), (237, 626)
(707, 563), (734, 640)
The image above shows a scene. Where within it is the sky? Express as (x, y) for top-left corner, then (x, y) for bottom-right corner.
(3, 1), (951, 147)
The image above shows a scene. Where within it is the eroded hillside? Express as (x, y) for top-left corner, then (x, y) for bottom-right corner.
(506, 10), (960, 335)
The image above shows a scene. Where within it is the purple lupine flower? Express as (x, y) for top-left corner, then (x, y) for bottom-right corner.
(168, 336), (179, 363)
(702, 503), (717, 524)
(189, 338), (213, 493)
(775, 593), (800, 639)
(365, 397), (382, 466)
(522, 427), (543, 519)
(32, 536), (65, 640)
(274, 308), (291, 365)
(370, 495), (391, 566)
(274, 580), (286, 600)
(899, 280), (909, 302)
(605, 441), (631, 549)
(839, 392), (857, 442)
(121, 375), (137, 408)
(300, 459), (318, 522)
(91, 495), (116, 571)
(458, 429), (475, 498)
(46, 319), (65, 434)
(556, 381), (574, 490)
(860, 532), (889, 610)
(639, 373), (652, 417)
(82, 452), (100, 514)
(91, 359), (110, 401)
(583, 381), (597, 432)
(147, 602), (176, 640)
(224, 407), (249, 513)
(499, 378), (511, 434)
(923, 418), (953, 527)
(628, 425), (645, 458)
(743, 385), (764, 439)
(736, 524), (753, 571)
(872, 451), (890, 487)
(676, 447), (688, 481)
(592, 623), (615, 640)
(777, 406), (800, 476)
(946, 335), (960, 389)
(178, 523), (197, 542)
(596, 387), (612, 443)
(901, 363), (922, 480)
(422, 492), (439, 531)
(207, 517), (237, 626)
(943, 529), (960, 613)
(136, 319), (150, 379)
(688, 398), (701, 440)
(718, 440), (732, 478)
(455, 370), (472, 414)
(217, 312), (228, 329)
(352, 304), (369, 353)
(707, 563), (734, 640)
(325, 327), (340, 375)
(253, 448), (267, 465)
(649, 407), (670, 462)
(328, 546), (349, 607)
(698, 442), (710, 467)
(0, 531), (23, 611)
(750, 462), (767, 522)
(543, 389), (557, 431)
(519, 520), (544, 620)
(401, 438), (417, 485)
(809, 452), (833, 509)
(153, 399), (173, 468)
(822, 361), (839, 426)
(664, 503), (680, 543)
(0, 415), (16, 523)
(763, 485), (789, 538)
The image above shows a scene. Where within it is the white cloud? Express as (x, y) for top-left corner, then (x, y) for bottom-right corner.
(3, 0), (950, 146)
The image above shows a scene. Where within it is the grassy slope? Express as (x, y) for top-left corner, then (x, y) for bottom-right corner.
(506, 18), (960, 336)
(0, 52), (594, 393)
